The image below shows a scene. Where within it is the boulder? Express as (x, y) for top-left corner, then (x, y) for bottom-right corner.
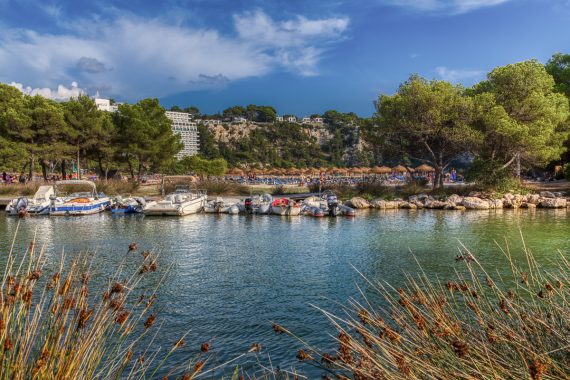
(425, 200), (448, 209)
(371, 199), (400, 209)
(400, 202), (417, 209)
(453, 205), (467, 211)
(520, 202), (536, 209)
(539, 197), (567, 208)
(540, 191), (555, 199)
(504, 193), (515, 201)
(345, 197), (370, 209)
(489, 199), (504, 209)
(446, 194), (463, 205)
(461, 197), (490, 210)
(526, 194), (540, 204)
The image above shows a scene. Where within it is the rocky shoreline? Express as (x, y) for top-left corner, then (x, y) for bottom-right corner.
(345, 191), (570, 210)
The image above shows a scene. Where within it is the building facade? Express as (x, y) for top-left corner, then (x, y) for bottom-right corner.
(165, 111), (200, 159)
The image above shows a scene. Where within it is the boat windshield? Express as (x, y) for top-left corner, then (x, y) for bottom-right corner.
(67, 192), (94, 199)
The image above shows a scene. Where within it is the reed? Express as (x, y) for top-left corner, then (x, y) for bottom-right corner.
(0, 226), (211, 379)
(0, 184), (40, 197)
(282, 239), (570, 379)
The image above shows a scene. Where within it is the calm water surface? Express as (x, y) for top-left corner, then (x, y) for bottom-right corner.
(1, 209), (569, 376)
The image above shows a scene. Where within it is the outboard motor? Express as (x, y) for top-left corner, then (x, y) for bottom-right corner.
(244, 198), (253, 214)
(327, 195), (339, 217)
(16, 197), (28, 217)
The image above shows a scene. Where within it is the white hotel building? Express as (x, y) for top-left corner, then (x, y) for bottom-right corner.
(165, 111), (200, 159)
(94, 98), (199, 159)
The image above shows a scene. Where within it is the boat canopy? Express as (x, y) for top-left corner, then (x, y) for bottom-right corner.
(54, 180), (97, 196)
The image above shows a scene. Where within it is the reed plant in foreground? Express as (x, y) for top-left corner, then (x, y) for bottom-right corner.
(278, 238), (570, 379)
(0, 226), (215, 379)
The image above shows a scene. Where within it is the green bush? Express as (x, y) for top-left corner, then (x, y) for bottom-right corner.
(563, 163), (570, 180)
(465, 158), (521, 193)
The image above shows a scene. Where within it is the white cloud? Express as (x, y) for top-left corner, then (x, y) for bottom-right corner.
(435, 66), (485, 83)
(0, 11), (349, 99)
(9, 81), (85, 100)
(382, 0), (512, 14)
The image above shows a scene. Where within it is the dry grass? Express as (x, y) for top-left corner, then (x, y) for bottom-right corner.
(0, 225), (213, 379)
(0, 184), (40, 197)
(278, 238), (570, 379)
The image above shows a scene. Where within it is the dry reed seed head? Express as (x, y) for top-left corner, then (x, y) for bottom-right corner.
(544, 282), (554, 292)
(0, 319), (4, 331)
(321, 353), (335, 365)
(392, 352), (411, 376)
(200, 342), (209, 353)
(22, 289), (32, 307)
(337, 331), (353, 364)
(63, 297), (75, 310)
(499, 298), (510, 315)
(529, 358), (548, 380)
(102, 291), (110, 301)
(174, 338), (185, 349)
(412, 290), (427, 305)
(27, 269), (42, 281)
(451, 340), (469, 358)
(114, 310), (130, 326)
(110, 282), (125, 295)
(81, 273), (90, 285)
(139, 265), (149, 275)
(4, 337), (13, 352)
(296, 349), (313, 361)
(521, 273), (529, 285)
(272, 323), (287, 334)
(181, 374), (190, 380)
(446, 281), (460, 292)
(249, 342), (262, 352)
(358, 309), (372, 325)
(141, 250), (151, 260)
(128, 242), (138, 252)
(58, 277), (71, 296)
(77, 309), (93, 329)
(193, 361), (205, 374)
(29, 240), (35, 251)
(11, 281), (21, 296)
(109, 297), (124, 311)
(486, 277), (495, 288)
(507, 289), (516, 300)
(6, 275), (15, 287)
(555, 280), (564, 289)
(147, 294), (157, 307)
(149, 261), (157, 272)
(144, 314), (156, 330)
(138, 355), (145, 364)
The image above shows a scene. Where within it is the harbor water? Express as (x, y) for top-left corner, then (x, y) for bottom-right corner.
(1, 209), (569, 376)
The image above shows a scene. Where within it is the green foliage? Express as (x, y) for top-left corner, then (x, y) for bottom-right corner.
(546, 53), (570, 98)
(471, 60), (570, 170)
(563, 163), (570, 180)
(197, 124), (220, 159)
(465, 157), (522, 192)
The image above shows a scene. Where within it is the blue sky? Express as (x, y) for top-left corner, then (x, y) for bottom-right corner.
(0, 0), (569, 116)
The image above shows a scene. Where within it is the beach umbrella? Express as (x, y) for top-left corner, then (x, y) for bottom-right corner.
(371, 166), (392, 174)
(289, 168), (301, 175)
(392, 165), (408, 173)
(415, 164), (435, 172)
(228, 168), (244, 175)
(359, 167), (371, 174)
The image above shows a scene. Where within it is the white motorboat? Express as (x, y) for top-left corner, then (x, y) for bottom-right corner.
(50, 180), (111, 216)
(143, 186), (207, 216)
(271, 198), (301, 216)
(203, 197), (240, 214)
(6, 185), (54, 216)
(241, 194), (273, 214)
(110, 196), (146, 214)
(303, 192), (355, 217)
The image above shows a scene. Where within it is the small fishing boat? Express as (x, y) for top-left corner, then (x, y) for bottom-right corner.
(110, 196), (146, 214)
(6, 185), (54, 216)
(303, 192), (356, 217)
(271, 198), (301, 216)
(241, 194), (273, 214)
(50, 180), (111, 216)
(203, 197), (240, 214)
(302, 204), (325, 217)
(143, 186), (207, 216)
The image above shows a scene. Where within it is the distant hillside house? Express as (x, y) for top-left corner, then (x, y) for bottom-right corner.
(287, 116), (297, 123)
(233, 116), (247, 123)
(302, 117), (311, 124)
(312, 117), (323, 124)
(94, 98), (118, 112)
(276, 116), (284, 122)
(165, 111), (200, 159)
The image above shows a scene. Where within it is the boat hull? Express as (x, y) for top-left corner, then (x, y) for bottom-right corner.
(50, 199), (111, 216)
(143, 196), (206, 216)
(271, 205), (301, 216)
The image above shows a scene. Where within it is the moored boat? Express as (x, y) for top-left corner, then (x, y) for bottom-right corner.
(271, 198), (301, 216)
(203, 197), (240, 214)
(110, 196), (146, 214)
(143, 186), (207, 216)
(241, 193), (273, 214)
(6, 185), (54, 216)
(50, 180), (111, 216)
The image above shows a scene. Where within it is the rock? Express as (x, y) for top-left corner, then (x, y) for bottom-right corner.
(371, 199), (400, 209)
(539, 197), (567, 208)
(400, 202), (417, 209)
(453, 205), (466, 211)
(446, 194), (463, 205)
(412, 201), (424, 209)
(425, 200), (448, 209)
(468, 191), (482, 198)
(461, 197), (490, 210)
(526, 194), (540, 204)
(489, 199), (503, 209)
(520, 202), (536, 209)
(345, 197), (370, 209)
(504, 193), (515, 201)
(540, 191), (555, 199)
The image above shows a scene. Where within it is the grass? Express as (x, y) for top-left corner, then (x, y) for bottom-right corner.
(276, 238), (570, 379)
(0, 226), (215, 379)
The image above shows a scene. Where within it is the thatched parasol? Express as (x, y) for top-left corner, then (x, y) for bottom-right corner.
(228, 168), (244, 175)
(359, 167), (371, 174)
(415, 164), (435, 172)
(391, 165), (408, 173)
(289, 168), (301, 175)
(371, 166), (392, 174)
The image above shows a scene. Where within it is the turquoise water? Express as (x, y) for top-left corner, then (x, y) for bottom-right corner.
(1, 209), (569, 376)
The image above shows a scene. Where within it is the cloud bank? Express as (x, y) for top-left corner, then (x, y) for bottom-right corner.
(0, 10), (349, 100)
(9, 81), (85, 101)
(381, 0), (512, 14)
(435, 66), (485, 83)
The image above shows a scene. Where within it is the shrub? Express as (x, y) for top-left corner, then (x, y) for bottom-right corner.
(0, 183), (40, 196)
(465, 158), (521, 193)
(563, 163), (570, 181)
(272, 185), (285, 195)
(285, 240), (570, 379)
(94, 180), (140, 195)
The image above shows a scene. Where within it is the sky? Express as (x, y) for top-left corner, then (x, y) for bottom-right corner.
(0, 0), (569, 116)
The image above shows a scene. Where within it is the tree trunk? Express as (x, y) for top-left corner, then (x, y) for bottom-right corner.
(77, 147), (81, 180)
(127, 158), (135, 180)
(61, 159), (67, 179)
(29, 152), (34, 182)
(39, 158), (48, 181)
(98, 158), (105, 181)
